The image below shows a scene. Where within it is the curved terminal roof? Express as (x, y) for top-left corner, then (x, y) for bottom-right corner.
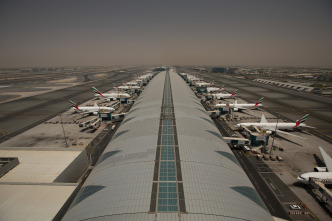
(63, 70), (273, 221)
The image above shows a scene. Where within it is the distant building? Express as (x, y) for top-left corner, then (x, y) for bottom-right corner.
(317, 75), (332, 82)
(193, 67), (208, 72)
(20, 69), (32, 73)
(288, 74), (315, 79)
(228, 68), (239, 74)
(212, 67), (226, 73)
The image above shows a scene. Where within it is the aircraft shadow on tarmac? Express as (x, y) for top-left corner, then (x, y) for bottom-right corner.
(293, 181), (307, 187)
(67, 112), (77, 116)
(89, 129), (97, 133)
(80, 127), (90, 132)
(313, 154), (325, 167)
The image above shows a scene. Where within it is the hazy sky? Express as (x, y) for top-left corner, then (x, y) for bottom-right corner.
(0, 0), (331, 68)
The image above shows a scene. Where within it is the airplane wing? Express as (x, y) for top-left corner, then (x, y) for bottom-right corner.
(300, 125), (316, 129)
(261, 125), (305, 138)
(237, 107), (247, 110)
(319, 146), (332, 172)
(275, 129), (305, 139)
(232, 107), (247, 111)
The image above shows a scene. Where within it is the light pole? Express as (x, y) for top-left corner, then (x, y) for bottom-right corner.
(59, 114), (69, 148)
(270, 115), (279, 154)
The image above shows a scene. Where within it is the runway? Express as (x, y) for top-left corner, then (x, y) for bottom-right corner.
(0, 67), (146, 143)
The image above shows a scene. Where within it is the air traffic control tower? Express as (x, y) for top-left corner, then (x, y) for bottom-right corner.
(63, 70), (273, 221)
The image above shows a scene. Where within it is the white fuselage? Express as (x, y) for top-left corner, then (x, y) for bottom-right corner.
(216, 103), (263, 110)
(235, 122), (307, 130)
(207, 87), (223, 92)
(95, 92), (131, 99)
(297, 172), (332, 184)
(116, 85), (140, 90)
(213, 93), (234, 99)
(187, 77), (200, 82)
(126, 81), (139, 86)
(196, 82), (210, 87)
(72, 106), (114, 114)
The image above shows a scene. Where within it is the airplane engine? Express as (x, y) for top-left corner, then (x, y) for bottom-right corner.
(233, 108), (238, 112)
(93, 112), (98, 116)
(265, 130), (273, 135)
(314, 167), (327, 172)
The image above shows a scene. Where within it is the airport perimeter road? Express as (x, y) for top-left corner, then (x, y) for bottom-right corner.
(0, 68), (145, 143)
(233, 150), (292, 220)
(210, 117), (291, 219)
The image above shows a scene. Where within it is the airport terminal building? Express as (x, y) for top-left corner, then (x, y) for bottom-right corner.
(63, 70), (273, 220)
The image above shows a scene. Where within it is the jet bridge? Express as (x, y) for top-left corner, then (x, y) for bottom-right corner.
(99, 112), (127, 122)
(309, 178), (332, 207)
(196, 86), (207, 93)
(207, 108), (229, 118)
(240, 126), (270, 147)
(223, 137), (250, 146)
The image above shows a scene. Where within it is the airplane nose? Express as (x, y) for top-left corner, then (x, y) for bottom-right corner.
(296, 176), (308, 184)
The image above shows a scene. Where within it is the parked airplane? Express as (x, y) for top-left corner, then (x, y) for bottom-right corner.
(213, 89), (238, 100)
(69, 100), (114, 115)
(125, 81), (139, 86)
(235, 114), (314, 137)
(113, 83), (140, 90)
(207, 84), (225, 93)
(92, 87), (130, 101)
(196, 81), (213, 87)
(297, 147), (332, 184)
(215, 97), (264, 111)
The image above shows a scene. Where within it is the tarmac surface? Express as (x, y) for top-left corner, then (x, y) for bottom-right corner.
(207, 74), (332, 143)
(0, 67), (146, 143)
(211, 109), (318, 220)
(177, 67), (332, 144)
(199, 84), (326, 220)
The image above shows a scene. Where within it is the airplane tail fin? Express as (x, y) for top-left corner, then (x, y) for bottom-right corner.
(92, 87), (103, 97)
(260, 114), (268, 123)
(231, 89), (238, 97)
(94, 102), (99, 107)
(234, 100), (238, 105)
(319, 146), (332, 172)
(294, 114), (309, 128)
(69, 100), (79, 110)
(254, 97), (264, 107)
